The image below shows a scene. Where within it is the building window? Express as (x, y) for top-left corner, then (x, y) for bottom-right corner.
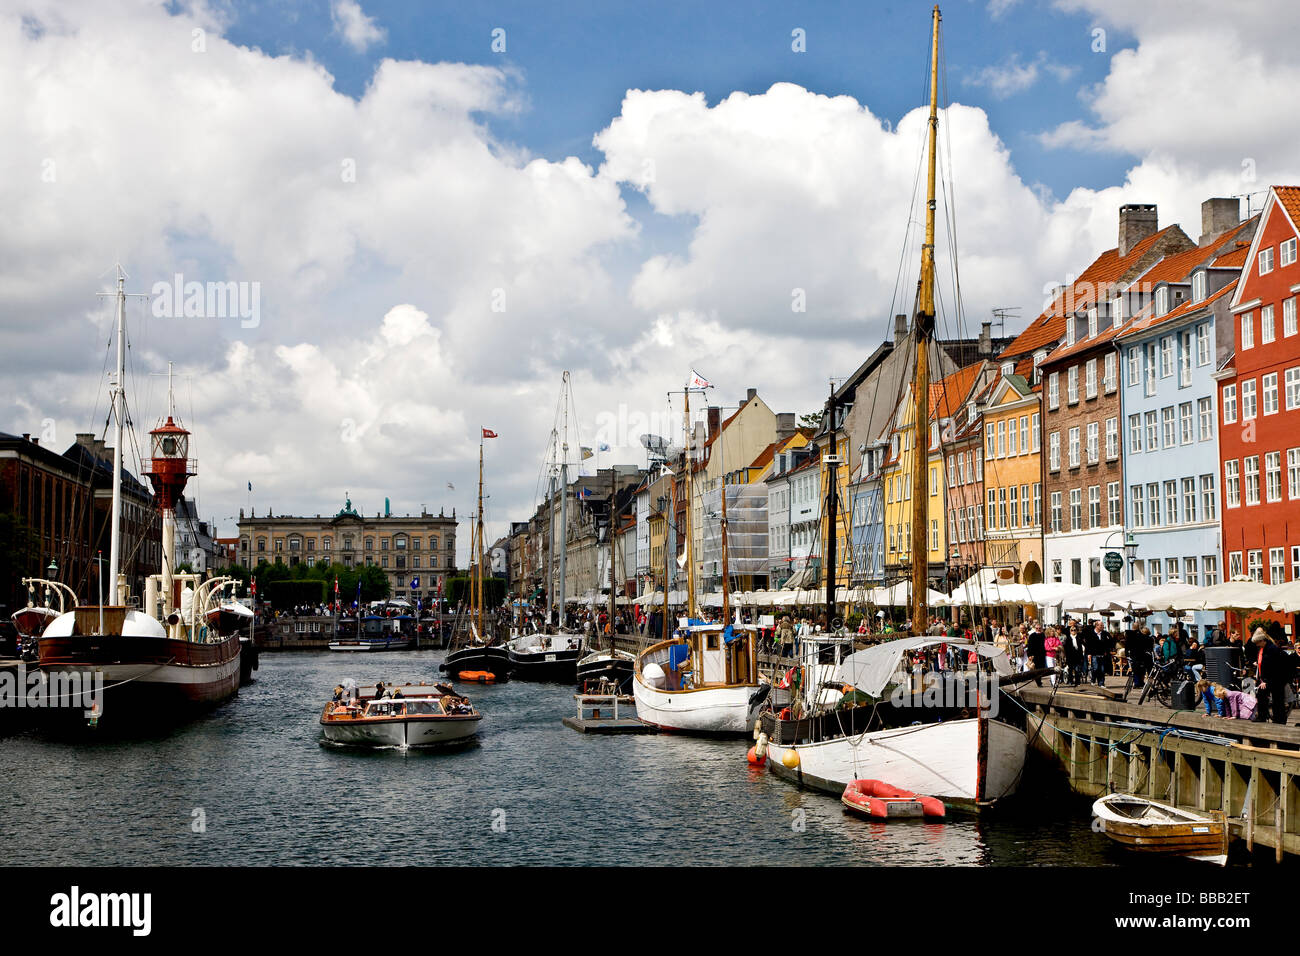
(1179, 402), (1194, 444)
(1198, 397), (1214, 441)
(1192, 271), (1206, 302)
(1031, 413), (1040, 451)
(1147, 482), (1161, 526)
(1155, 287), (1169, 317)
(1128, 346), (1140, 387)
(1184, 557), (1199, 586)
(1229, 552), (1243, 578)
(1104, 352), (1117, 393)
(365, 537), (374, 551)
(1242, 311), (1254, 350)
(1164, 480), (1178, 525)
(1286, 367), (1300, 411)
(1197, 323), (1211, 365)
(1033, 483), (1042, 526)
(1224, 462), (1240, 508)
(1148, 559), (1163, 586)
(1263, 372), (1279, 415)
(257, 537), (266, 552)
(1070, 488), (1082, 530)
(1067, 366), (1079, 404)
(998, 487), (1008, 530)
(1128, 414), (1142, 453)
(1107, 482), (1120, 527)
(1266, 451), (1282, 502)
(1145, 410), (1159, 449)
(1050, 492), (1062, 533)
(1243, 379), (1257, 420)
(1294, 547), (1300, 582)
(1244, 455), (1260, 506)
(1289, 448), (1300, 499)
(986, 489), (996, 531)
(1161, 406), (1176, 448)
(1106, 416), (1118, 459)
(1247, 550), (1263, 582)
(1085, 358), (1098, 399)
(1204, 555), (1218, 586)
(1047, 372), (1059, 410)
(1052, 559), (1062, 583)
(985, 423), (996, 458)
(1048, 431), (1060, 471)
(1068, 426), (1080, 467)
(1131, 485), (1145, 528)
(1160, 336), (1174, 377)
(1259, 246), (1274, 275)
(1285, 297), (1298, 338)
(997, 420), (1007, 458)
(1089, 485), (1101, 528)
(1270, 548), (1286, 584)
(1283, 237), (1298, 267)
(1262, 304), (1276, 345)
(1019, 416), (1029, 455)
(1182, 477), (1197, 523)
(1222, 384), (1237, 423)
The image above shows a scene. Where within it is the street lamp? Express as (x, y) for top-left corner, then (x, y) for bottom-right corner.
(47, 557), (58, 579)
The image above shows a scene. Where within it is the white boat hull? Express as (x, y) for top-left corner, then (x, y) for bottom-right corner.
(765, 717), (1026, 807)
(321, 715), (480, 748)
(632, 676), (763, 735)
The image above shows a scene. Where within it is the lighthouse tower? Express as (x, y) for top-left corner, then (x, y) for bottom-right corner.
(144, 415), (195, 619)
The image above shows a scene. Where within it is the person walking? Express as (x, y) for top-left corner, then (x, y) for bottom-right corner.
(1027, 622), (1046, 687)
(1251, 629), (1291, 725)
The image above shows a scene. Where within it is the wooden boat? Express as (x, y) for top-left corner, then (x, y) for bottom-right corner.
(320, 681), (481, 748)
(1091, 794), (1228, 865)
(577, 648), (634, 693)
(841, 779), (945, 820)
(507, 631), (586, 682)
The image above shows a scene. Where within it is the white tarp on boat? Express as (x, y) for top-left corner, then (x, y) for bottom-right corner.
(839, 636), (1014, 698)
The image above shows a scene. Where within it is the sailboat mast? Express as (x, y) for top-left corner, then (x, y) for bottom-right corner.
(662, 466), (674, 641)
(720, 460), (730, 626)
(608, 480), (617, 650)
(108, 273), (126, 605)
(824, 379), (838, 628)
(684, 388), (696, 620)
(477, 437), (485, 638)
(558, 372), (570, 626)
(546, 430), (557, 626)
(909, 5), (941, 634)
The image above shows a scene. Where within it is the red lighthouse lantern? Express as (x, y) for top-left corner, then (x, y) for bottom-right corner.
(144, 416), (195, 617)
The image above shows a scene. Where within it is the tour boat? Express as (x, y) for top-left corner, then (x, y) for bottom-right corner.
(320, 681), (481, 748)
(841, 779), (945, 820)
(632, 623), (769, 735)
(1091, 794), (1229, 865)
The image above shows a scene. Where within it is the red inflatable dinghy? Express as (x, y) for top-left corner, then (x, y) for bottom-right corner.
(841, 779), (945, 819)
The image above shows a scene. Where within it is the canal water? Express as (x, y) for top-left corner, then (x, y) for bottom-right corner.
(0, 649), (1130, 866)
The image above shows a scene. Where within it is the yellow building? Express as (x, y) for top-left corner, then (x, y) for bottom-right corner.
(979, 368), (1045, 583)
(881, 363), (984, 586)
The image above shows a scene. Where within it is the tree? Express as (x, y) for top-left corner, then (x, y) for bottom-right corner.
(799, 410), (824, 430)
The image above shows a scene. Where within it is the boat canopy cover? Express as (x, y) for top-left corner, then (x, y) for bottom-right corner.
(839, 636), (1014, 698)
(667, 643), (691, 670)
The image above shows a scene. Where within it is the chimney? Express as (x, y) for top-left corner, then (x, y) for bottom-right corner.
(979, 321), (992, 356)
(746, 387), (757, 404)
(707, 405), (721, 439)
(775, 412), (796, 441)
(894, 314), (908, 344)
(1118, 203), (1158, 257)
(1200, 197), (1241, 245)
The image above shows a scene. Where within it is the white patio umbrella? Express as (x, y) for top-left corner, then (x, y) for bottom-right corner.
(1269, 580), (1300, 614)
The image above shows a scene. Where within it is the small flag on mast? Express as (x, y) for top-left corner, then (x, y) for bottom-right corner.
(688, 369), (712, 389)
(481, 428), (498, 439)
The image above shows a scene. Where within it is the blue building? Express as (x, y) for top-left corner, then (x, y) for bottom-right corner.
(1118, 205), (1256, 635)
(849, 438), (887, 586)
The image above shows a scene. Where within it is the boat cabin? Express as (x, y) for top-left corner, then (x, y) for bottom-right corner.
(644, 624), (758, 690)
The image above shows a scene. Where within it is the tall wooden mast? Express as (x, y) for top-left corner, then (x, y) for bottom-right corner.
(909, 5), (941, 634)
(477, 435), (485, 638)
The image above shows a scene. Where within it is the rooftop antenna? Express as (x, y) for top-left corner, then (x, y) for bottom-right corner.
(990, 307), (1019, 339)
(1233, 190), (1267, 218)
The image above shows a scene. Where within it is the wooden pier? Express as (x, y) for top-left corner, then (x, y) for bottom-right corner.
(1017, 683), (1300, 860)
(561, 690), (656, 734)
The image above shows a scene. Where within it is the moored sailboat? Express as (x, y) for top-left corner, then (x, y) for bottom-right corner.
(756, 7), (1028, 806)
(632, 377), (767, 734)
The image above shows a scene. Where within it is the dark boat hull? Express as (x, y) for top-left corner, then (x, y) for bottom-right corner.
(35, 632), (241, 725)
(576, 656), (634, 693)
(509, 648), (582, 682)
(440, 646), (511, 680)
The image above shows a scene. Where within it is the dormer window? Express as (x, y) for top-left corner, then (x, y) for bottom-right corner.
(1087, 307), (1098, 338)
(1111, 296), (1124, 328)
(1033, 349), (1047, 367)
(1001, 361), (1014, 376)
(1192, 270), (1207, 303)
(1154, 286), (1169, 317)
(1066, 316), (1076, 347)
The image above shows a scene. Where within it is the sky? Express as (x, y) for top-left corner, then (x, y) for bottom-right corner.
(2, 0), (1298, 568)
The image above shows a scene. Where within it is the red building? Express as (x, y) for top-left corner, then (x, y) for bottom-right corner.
(1218, 186), (1300, 584)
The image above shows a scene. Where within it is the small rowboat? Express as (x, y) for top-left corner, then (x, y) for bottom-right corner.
(1091, 794), (1228, 865)
(456, 670), (499, 683)
(841, 779), (945, 820)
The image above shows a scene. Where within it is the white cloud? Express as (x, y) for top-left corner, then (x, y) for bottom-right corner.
(965, 52), (1076, 99)
(4, 0), (1299, 565)
(331, 0), (385, 53)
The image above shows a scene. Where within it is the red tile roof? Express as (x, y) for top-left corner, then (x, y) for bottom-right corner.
(929, 361), (983, 420)
(1000, 223), (1188, 359)
(1276, 186), (1300, 229)
(1118, 278), (1237, 339)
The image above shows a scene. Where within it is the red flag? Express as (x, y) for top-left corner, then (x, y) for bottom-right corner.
(481, 428), (498, 439)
